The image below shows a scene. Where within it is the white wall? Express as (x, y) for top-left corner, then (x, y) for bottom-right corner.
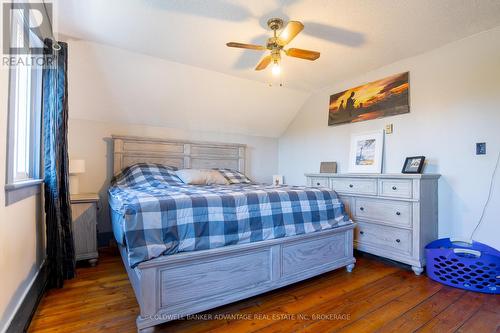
(279, 27), (500, 249)
(0, 69), (45, 332)
(68, 118), (279, 235)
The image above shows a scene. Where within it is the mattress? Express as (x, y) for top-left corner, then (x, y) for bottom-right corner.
(109, 164), (351, 268)
(110, 207), (126, 246)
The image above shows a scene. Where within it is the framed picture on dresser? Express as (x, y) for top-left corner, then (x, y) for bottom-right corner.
(348, 130), (384, 173)
(402, 156), (425, 173)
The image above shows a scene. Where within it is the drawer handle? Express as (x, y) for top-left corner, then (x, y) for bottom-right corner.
(316, 182), (321, 186)
(360, 231), (364, 235)
(392, 186), (397, 190)
(349, 184), (354, 188)
(396, 239), (401, 243)
(359, 207), (365, 211)
(396, 211), (401, 216)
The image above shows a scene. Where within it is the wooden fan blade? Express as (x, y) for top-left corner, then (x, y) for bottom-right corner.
(255, 55), (272, 70)
(226, 42), (266, 51)
(285, 48), (320, 60)
(278, 21), (304, 45)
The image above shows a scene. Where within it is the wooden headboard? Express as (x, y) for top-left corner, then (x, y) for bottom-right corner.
(112, 135), (246, 175)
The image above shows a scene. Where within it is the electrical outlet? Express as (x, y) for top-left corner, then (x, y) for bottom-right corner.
(476, 142), (486, 155)
(385, 124), (393, 134)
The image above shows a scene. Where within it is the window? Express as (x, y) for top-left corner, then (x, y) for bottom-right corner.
(5, 8), (43, 204)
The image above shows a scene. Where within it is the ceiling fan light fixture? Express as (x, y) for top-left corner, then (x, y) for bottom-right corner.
(272, 60), (281, 76)
(226, 18), (319, 77)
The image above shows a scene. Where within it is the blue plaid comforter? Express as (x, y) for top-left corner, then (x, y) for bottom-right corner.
(109, 164), (351, 267)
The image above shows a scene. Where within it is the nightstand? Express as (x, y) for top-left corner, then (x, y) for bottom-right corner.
(71, 193), (99, 266)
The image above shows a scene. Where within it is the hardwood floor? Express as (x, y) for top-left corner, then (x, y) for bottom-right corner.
(29, 249), (500, 333)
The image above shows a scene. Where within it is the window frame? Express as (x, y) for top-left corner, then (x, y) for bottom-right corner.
(4, 7), (44, 205)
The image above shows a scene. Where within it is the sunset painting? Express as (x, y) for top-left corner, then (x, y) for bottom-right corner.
(328, 72), (409, 126)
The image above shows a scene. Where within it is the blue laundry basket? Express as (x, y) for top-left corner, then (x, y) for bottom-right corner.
(425, 238), (500, 294)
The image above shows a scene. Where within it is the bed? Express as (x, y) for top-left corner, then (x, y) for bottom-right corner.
(110, 135), (356, 332)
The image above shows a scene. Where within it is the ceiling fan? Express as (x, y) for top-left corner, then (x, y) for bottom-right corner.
(226, 18), (320, 76)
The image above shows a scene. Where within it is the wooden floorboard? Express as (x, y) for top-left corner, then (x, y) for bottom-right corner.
(28, 249), (500, 333)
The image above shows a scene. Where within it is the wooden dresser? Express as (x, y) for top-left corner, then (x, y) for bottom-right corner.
(305, 173), (440, 275)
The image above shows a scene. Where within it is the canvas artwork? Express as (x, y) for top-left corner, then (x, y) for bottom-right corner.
(328, 72), (409, 126)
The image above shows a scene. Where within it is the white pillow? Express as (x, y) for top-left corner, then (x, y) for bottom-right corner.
(175, 169), (229, 185)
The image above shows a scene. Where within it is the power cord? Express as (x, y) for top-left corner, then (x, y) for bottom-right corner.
(470, 150), (500, 240)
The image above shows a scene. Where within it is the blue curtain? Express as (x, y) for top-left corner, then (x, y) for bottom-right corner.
(42, 39), (75, 288)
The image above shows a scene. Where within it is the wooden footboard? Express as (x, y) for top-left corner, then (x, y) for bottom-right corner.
(118, 223), (356, 332)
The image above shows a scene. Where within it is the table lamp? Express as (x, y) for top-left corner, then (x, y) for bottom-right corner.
(69, 159), (85, 195)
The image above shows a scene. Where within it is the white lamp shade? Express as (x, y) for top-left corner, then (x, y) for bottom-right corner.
(69, 159), (86, 174)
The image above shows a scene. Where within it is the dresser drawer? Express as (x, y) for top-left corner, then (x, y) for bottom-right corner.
(355, 222), (412, 256)
(309, 177), (330, 187)
(353, 198), (412, 227)
(380, 179), (413, 198)
(330, 178), (377, 195)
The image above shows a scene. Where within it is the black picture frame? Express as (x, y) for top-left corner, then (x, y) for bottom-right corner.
(402, 156), (425, 174)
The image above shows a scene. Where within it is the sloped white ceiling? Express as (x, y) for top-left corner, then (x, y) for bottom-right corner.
(57, 0), (500, 137)
(56, 0), (500, 91)
(68, 40), (310, 137)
